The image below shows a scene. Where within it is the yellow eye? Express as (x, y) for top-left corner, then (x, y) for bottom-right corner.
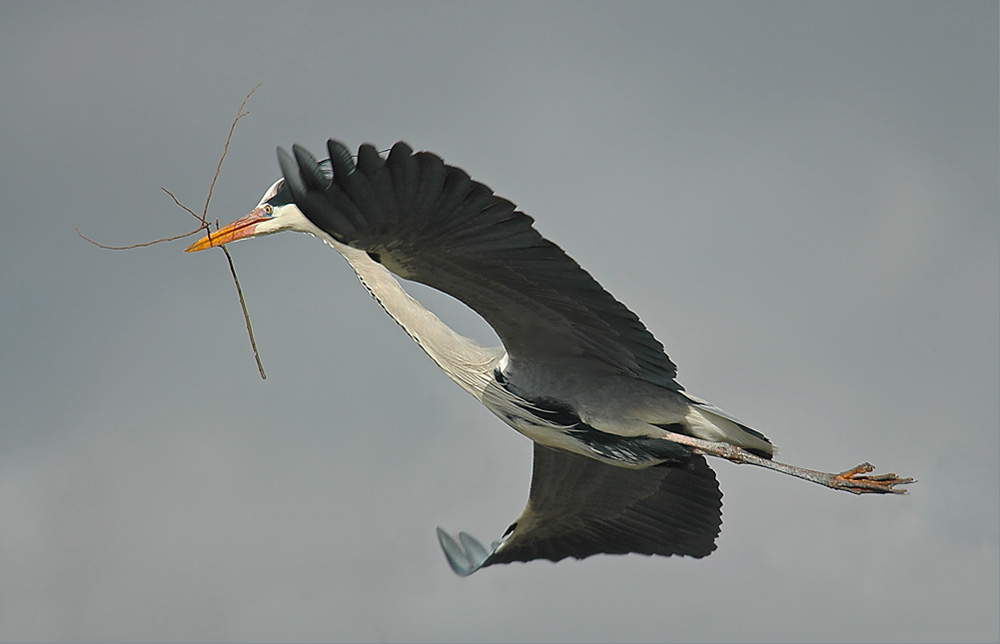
(263, 204), (273, 215)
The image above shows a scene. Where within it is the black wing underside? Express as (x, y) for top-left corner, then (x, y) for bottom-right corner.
(278, 140), (682, 391)
(437, 444), (722, 575)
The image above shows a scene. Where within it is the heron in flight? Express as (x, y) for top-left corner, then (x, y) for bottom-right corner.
(187, 140), (912, 575)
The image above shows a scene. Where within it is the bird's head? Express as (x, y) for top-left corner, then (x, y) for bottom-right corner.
(185, 150), (336, 253)
(185, 176), (306, 252)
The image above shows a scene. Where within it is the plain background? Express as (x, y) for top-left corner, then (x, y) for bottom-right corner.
(1, 2), (997, 642)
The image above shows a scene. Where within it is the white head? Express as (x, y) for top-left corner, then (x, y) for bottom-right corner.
(186, 176), (319, 252)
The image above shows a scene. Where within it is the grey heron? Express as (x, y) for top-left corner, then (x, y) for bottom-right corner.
(187, 140), (912, 576)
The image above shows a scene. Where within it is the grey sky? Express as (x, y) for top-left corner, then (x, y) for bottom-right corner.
(1, 2), (997, 642)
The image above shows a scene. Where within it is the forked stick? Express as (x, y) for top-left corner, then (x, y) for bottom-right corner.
(78, 85), (267, 379)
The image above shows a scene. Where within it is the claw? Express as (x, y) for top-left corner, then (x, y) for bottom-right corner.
(837, 462), (875, 478)
(831, 462), (915, 494)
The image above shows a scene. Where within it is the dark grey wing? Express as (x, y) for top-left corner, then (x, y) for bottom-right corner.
(278, 140), (682, 391)
(436, 444), (722, 575)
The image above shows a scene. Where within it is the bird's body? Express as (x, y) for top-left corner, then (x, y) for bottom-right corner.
(187, 139), (911, 575)
(337, 230), (771, 468)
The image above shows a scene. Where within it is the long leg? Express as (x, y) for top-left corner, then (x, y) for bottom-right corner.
(658, 431), (914, 494)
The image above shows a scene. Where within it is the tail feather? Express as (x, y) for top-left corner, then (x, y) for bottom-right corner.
(679, 392), (776, 458)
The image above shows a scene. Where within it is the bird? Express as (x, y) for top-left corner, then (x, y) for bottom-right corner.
(186, 139), (913, 576)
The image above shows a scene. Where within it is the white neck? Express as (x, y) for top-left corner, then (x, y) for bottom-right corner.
(322, 238), (503, 400)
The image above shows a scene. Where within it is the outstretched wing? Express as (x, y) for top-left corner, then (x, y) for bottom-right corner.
(437, 444), (722, 575)
(278, 140), (682, 391)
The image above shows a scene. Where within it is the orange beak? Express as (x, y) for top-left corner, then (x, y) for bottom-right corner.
(185, 207), (271, 252)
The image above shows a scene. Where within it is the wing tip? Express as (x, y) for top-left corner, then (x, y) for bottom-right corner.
(436, 527), (492, 577)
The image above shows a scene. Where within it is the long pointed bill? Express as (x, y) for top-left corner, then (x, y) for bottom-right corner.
(185, 208), (270, 252)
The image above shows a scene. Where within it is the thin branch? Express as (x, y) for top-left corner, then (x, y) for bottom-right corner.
(76, 187), (211, 250)
(77, 224), (208, 250)
(162, 187), (204, 221)
(222, 245), (266, 379)
(202, 83), (261, 223)
(192, 83), (265, 379)
(78, 84), (268, 380)
(76, 84), (259, 252)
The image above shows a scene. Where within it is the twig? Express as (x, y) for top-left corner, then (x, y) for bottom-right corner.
(202, 83), (260, 223)
(76, 224), (208, 250)
(76, 186), (213, 250)
(161, 187), (205, 222)
(78, 84), (268, 379)
(222, 245), (266, 379)
(193, 83), (266, 379)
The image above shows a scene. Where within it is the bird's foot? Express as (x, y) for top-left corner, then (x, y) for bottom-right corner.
(829, 462), (914, 494)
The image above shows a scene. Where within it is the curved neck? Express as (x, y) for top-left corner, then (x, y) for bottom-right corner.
(327, 239), (502, 400)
